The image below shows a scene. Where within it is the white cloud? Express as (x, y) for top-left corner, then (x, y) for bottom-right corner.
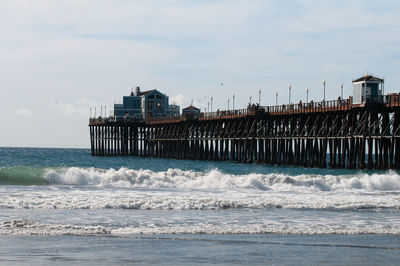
(16, 108), (33, 116)
(169, 94), (188, 107)
(170, 94), (209, 110)
(52, 97), (104, 117)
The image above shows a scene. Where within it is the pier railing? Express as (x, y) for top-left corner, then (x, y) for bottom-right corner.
(200, 108), (255, 120)
(384, 94), (400, 107)
(143, 100), (353, 124)
(89, 116), (142, 125)
(263, 98), (352, 115)
(144, 108), (256, 124)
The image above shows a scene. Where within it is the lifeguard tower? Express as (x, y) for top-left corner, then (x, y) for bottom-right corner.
(352, 74), (384, 104)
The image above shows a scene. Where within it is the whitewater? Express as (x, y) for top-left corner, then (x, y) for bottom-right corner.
(1, 167), (400, 212)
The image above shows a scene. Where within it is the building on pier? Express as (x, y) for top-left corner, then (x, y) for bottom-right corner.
(182, 104), (201, 120)
(113, 86), (180, 119)
(182, 104), (200, 114)
(352, 74), (384, 104)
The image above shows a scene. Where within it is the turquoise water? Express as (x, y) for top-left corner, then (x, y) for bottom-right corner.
(0, 147), (399, 264)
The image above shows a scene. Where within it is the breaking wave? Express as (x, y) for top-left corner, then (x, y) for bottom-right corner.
(44, 167), (400, 192)
(1, 166), (400, 192)
(1, 167), (399, 210)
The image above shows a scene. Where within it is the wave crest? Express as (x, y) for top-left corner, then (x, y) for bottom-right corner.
(44, 167), (400, 192)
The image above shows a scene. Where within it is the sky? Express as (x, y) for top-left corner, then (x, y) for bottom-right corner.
(1, 0), (400, 148)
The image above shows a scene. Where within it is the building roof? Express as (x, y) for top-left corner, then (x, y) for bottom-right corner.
(353, 75), (384, 83)
(140, 89), (167, 96)
(140, 89), (156, 96)
(183, 105), (200, 111)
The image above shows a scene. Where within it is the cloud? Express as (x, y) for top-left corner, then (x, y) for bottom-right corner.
(170, 94), (208, 110)
(169, 94), (188, 107)
(51, 97), (103, 117)
(16, 108), (33, 116)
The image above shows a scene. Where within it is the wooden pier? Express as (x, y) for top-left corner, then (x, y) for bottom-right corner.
(89, 94), (400, 170)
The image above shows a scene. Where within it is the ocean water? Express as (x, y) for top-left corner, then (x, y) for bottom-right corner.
(0, 147), (399, 265)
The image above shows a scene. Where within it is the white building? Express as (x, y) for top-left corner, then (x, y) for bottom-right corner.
(352, 74), (384, 104)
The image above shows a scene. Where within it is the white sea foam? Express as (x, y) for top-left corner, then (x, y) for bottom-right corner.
(0, 167), (398, 210)
(0, 186), (399, 210)
(1, 219), (399, 236)
(44, 167), (400, 192)
(0, 219), (109, 235)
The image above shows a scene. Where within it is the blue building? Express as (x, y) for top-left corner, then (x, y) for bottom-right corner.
(182, 104), (201, 120)
(113, 87), (180, 119)
(182, 105), (200, 115)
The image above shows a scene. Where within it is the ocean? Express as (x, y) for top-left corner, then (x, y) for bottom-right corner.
(0, 147), (399, 265)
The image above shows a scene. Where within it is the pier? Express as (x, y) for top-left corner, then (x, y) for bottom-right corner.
(89, 92), (400, 170)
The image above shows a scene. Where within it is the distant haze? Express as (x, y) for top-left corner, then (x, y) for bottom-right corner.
(1, 0), (399, 148)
